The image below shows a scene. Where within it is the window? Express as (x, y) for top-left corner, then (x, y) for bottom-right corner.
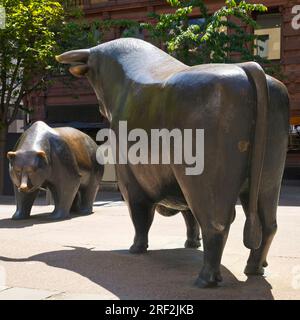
(255, 13), (281, 60)
(188, 18), (206, 26)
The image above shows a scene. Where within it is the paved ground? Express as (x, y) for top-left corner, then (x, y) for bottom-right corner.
(0, 181), (299, 300)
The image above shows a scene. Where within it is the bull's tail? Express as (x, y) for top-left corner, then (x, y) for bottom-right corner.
(239, 62), (269, 250)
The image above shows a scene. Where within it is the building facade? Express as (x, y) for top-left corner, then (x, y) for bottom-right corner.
(56, 0), (300, 117)
(4, 0), (300, 194)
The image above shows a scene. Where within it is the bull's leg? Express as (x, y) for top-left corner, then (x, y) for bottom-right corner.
(193, 205), (236, 286)
(128, 200), (155, 254)
(240, 184), (279, 275)
(180, 199), (234, 287)
(156, 205), (201, 248)
(172, 166), (239, 287)
(116, 166), (155, 254)
(181, 210), (201, 249)
(195, 221), (231, 288)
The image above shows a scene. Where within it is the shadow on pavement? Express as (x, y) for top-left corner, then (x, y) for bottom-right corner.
(0, 212), (86, 229)
(0, 247), (274, 300)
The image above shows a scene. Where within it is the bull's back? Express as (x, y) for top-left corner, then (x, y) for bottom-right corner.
(163, 64), (255, 155)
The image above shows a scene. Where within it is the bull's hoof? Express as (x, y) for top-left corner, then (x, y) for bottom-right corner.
(195, 271), (222, 288)
(50, 210), (70, 220)
(195, 278), (218, 288)
(244, 264), (265, 276)
(129, 244), (148, 254)
(185, 239), (201, 249)
(263, 261), (268, 267)
(78, 207), (93, 216)
(12, 211), (30, 220)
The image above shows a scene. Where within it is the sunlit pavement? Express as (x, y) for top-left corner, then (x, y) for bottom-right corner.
(0, 181), (299, 300)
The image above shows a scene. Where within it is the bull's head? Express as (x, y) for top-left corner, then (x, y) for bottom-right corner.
(56, 48), (111, 120)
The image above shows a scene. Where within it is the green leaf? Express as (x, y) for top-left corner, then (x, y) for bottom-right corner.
(140, 0), (274, 68)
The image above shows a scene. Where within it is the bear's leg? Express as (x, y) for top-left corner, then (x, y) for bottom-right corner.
(49, 181), (80, 220)
(79, 181), (99, 215)
(70, 192), (81, 214)
(12, 186), (38, 220)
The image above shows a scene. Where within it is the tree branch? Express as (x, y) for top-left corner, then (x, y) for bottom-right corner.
(7, 80), (26, 126)
(6, 75), (46, 126)
(5, 57), (22, 112)
(0, 61), (7, 118)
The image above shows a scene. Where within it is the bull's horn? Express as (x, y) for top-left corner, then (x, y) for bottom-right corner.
(55, 49), (90, 64)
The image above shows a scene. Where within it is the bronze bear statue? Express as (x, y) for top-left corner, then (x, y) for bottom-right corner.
(7, 121), (103, 220)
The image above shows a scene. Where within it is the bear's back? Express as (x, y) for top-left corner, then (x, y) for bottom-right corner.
(15, 121), (55, 151)
(54, 127), (97, 171)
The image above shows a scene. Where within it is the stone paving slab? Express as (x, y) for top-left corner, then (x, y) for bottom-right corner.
(0, 186), (299, 300)
(46, 292), (119, 300)
(0, 287), (58, 300)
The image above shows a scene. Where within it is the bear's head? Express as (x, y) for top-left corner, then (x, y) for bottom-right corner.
(7, 150), (49, 193)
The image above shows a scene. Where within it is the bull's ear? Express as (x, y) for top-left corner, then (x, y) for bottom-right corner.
(69, 64), (90, 78)
(7, 151), (16, 160)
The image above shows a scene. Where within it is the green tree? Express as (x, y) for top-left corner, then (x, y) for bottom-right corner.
(0, 0), (100, 194)
(142, 0), (269, 66)
(0, 0), (62, 193)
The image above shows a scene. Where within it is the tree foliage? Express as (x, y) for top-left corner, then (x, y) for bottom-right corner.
(0, 0), (103, 194)
(0, 0), (62, 128)
(142, 0), (269, 66)
(0, 0), (103, 129)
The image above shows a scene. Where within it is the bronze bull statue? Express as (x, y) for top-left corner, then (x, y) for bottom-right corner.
(56, 38), (289, 288)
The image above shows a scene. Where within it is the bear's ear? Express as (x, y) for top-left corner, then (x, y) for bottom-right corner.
(37, 150), (47, 160)
(7, 151), (17, 160)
